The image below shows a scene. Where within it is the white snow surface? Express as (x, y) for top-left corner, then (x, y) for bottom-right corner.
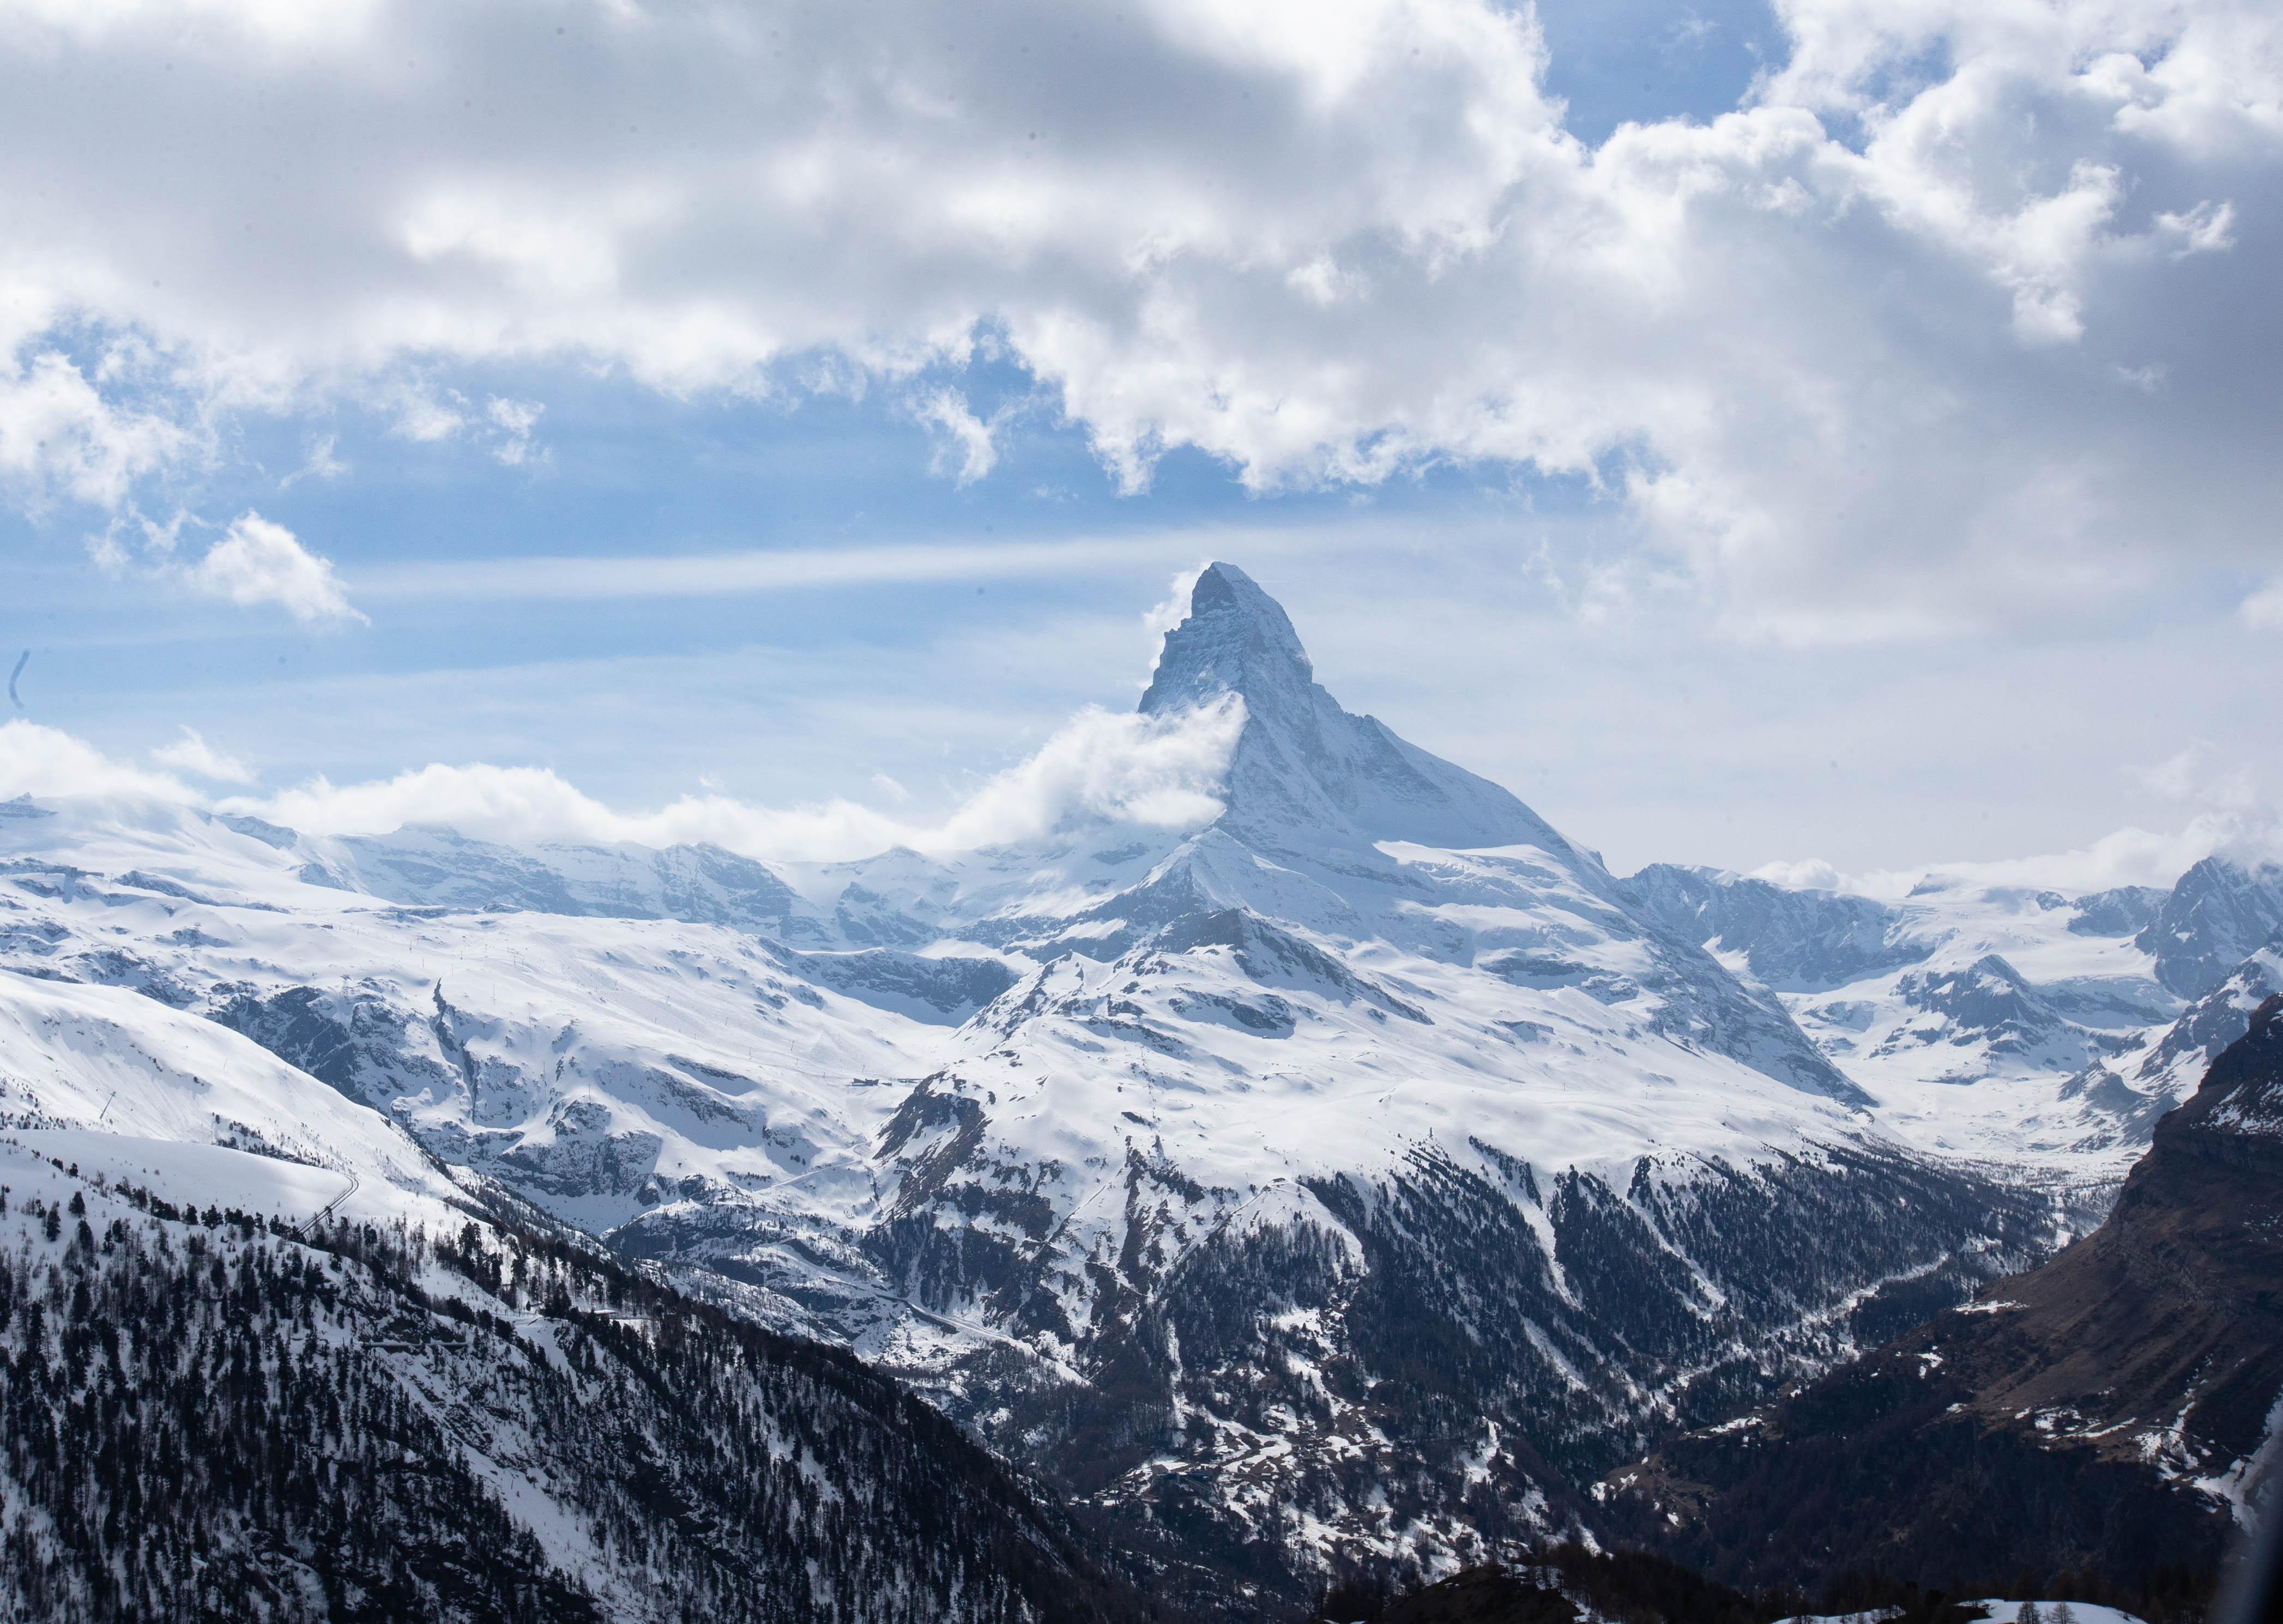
(1966, 1604), (2149, 1624)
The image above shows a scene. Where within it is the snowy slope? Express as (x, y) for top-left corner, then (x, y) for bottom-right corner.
(0, 563), (2228, 1601)
(1628, 858), (2283, 1169)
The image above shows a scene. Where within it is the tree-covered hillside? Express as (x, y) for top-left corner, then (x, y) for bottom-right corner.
(0, 1141), (1157, 1624)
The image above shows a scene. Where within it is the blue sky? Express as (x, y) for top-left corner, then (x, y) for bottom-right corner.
(3, 0), (2280, 883)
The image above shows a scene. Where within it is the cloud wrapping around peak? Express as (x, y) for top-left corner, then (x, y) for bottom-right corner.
(0, 0), (2275, 633)
(229, 694), (1248, 862)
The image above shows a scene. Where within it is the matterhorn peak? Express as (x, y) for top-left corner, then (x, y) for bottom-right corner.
(1140, 562), (1315, 720)
(1137, 562), (1584, 862)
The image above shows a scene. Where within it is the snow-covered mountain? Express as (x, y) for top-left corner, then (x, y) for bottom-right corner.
(1621, 856), (2283, 1163)
(0, 563), (2264, 1604)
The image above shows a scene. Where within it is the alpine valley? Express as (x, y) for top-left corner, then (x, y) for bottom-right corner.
(2, 565), (2279, 1616)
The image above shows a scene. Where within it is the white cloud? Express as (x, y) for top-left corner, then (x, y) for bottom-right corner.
(0, 0), (2273, 631)
(280, 432), (347, 488)
(2135, 738), (2255, 809)
(2139, 742), (2214, 799)
(485, 396), (543, 466)
(226, 694), (1247, 862)
(3, 681), (1245, 862)
(912, 389), (998, 486)
(347, 532), (1239, 604)
(0, 341), (195, 511)
(1780, 808), (2283, 900)
(1748, 857), (1847, 891)
(1144, 563), (1211, 636)
(1142, 563), (1212, 680)
(387, 385), (468, 444)
(0, 719), (198, 804)
(150, 725), (255, 784)
(189, 512), (365, 624)
(2243, 578), (2283, 629)
(932, 696), (1246, 846)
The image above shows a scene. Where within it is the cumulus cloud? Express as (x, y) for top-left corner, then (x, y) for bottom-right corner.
(0, 0), (2275, 630)
(0, 720), (198, 804)
(0, 331), (196, 510)
(188, 512), (365, 624)
(150, 726), (255, 784)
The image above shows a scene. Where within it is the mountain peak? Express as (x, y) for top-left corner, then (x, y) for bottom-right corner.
(1139, 562), (1313, 720)
(1136, 562), (1584, 859)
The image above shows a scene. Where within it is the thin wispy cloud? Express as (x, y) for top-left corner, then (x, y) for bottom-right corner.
(347, 531), (1298, 604)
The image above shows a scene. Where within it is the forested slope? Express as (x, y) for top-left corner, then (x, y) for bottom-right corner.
(0, 1139), (1155, 1624)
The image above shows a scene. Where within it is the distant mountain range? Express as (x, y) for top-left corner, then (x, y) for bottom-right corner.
(2, 564), (2278, 1611)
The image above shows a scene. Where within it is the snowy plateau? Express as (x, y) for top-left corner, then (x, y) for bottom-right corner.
(2, 563), (2278, 1602)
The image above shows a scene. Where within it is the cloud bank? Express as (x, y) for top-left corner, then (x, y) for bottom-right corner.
(0, 696), (1248, 864)
(1753, 813), (2272, 899)
(0, 0), (2274, 634)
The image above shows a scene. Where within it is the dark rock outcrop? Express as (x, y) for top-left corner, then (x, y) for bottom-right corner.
(2137, 857), (2283, 999)
(1606, 997), (2283, 1591)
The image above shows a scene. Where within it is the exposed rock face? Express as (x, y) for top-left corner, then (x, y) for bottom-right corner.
(1888, 953), (2083, 1059)
(1620, 865), (1926, 992)
(2137, 857), (2283, 999)
(1140, 563), (1577, 857)
(2070, 884), (2168, 938)
(1606, 996), (2283, 1592)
